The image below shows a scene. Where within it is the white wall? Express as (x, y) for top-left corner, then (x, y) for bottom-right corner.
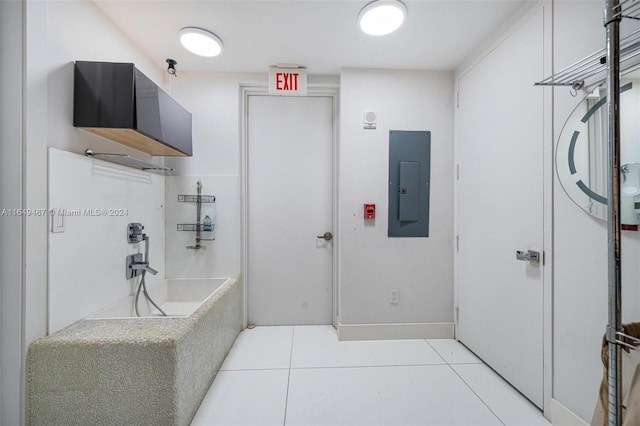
(48, 149), (166, 332)
(165, 176), (240, 278)
(46, 0), (166, 160)
(164, 73), (254, 176)
(163, 72), (338, 280)
(42, 0), (169, 331)
(163, 73), (254, 279)
(19, 0), (169, 374)
(339, 68), (454, 325)
(553, 1), (640, 421)
(164, 70), (453, 328)
(11, 0), (171, 419)
(552, 2), (612, 421)
(1, 0), (24, 423)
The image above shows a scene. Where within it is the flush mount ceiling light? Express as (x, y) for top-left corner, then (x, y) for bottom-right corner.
(178, 27), (223, 57)
(358, 0), (407, 36)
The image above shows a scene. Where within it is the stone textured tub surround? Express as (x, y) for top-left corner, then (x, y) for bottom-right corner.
(27, 277), (242, 426)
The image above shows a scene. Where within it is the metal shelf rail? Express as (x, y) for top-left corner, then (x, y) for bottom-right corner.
(84, 149), (174, 175)
(534, 27), (640, 91)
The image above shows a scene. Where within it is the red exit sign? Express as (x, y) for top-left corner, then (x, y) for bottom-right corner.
(269, 66), (307, 96)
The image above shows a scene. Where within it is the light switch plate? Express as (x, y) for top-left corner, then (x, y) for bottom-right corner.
(389, 288), (399, 305)
(51, 210), (65, 233)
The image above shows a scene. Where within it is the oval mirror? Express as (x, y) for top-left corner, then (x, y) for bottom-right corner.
(556, 80), (640, 225)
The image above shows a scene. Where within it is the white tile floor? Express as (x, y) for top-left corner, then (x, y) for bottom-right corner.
(191, 326), (550, 426)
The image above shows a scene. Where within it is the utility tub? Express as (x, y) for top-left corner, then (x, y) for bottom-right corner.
(27, 277), (242, 426)
(89, 278), (232, 319)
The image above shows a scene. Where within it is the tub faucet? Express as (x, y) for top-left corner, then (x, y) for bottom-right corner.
(126, 230), (158, 278)
(130, 260), (158, 275)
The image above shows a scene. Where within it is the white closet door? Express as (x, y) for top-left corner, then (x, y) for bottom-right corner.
(457, 9), (545, 408)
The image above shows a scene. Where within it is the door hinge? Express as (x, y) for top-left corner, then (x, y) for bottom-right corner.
(455, 234), (459, 252)
(456, 164), (460, 181)
(456, 92), (460, 108)
(455, 306), (459, 323)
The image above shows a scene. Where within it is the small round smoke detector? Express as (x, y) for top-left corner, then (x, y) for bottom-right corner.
(364, 111), (377, 129)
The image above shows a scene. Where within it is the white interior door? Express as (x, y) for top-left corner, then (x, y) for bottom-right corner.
(457, 10), (545, 408)
(247, 95), (334, 326)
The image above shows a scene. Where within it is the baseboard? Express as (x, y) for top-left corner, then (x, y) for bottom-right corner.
(336, 322), (455, 341)
(551, 398), (589, 426)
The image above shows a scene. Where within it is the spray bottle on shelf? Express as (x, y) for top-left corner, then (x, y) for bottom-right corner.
(203, 214), (213, 232)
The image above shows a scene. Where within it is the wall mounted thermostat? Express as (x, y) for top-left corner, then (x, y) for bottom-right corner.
(363, 111), (377, 129)
(364, 203), (376, 219)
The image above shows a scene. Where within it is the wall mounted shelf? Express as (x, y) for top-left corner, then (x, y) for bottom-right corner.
(85, 150), (174, 175)
(178, 182), (216, 249)
(176, 223), (216, 233)
(535, 27), (640, 90)
(178, 195), (216, 203)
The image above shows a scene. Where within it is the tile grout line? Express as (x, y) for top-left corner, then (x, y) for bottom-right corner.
(290, 362), (447, 371)
(423, 339), (448, 364)
(447, 364), (506, 426)
(282, 326), (295, 426)
(220, 367), (291, 372)
(425, 339), (506, 426)
(423, 339), (483, 366)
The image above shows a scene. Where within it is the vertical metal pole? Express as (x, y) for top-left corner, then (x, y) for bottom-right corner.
(196, 180), (202, 246)
(604, 1), (622, 425)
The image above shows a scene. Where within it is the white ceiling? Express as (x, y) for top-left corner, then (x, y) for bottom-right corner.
(94, 0), (531, 75)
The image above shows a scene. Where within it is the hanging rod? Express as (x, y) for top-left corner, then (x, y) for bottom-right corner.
(616, 331), (640, 351)
(535, 27), (640, 88)
(84, 149), (174, 175)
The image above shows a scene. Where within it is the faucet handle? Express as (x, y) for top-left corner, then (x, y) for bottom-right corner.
(127, 223), (144, 243)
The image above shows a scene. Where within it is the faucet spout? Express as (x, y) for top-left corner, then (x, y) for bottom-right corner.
(130, 261), (158, 275)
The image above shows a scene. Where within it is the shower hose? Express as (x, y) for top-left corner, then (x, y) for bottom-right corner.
(134, 270), (167, 317)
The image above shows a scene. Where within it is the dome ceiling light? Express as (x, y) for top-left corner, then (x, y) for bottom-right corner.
(358, 0), (407, 36)
(178, 27), (223, 57)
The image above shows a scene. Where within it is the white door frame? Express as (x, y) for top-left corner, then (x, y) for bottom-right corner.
(240, 85), (340, 329)
(452, 1), (553, 417)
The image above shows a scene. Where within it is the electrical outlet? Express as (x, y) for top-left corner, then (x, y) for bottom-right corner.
(389, 289), (399, 305)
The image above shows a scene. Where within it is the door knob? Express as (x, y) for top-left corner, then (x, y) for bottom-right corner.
(317, 232), (333, 241)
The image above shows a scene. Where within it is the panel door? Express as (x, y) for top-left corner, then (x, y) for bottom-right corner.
(457, 9), (545, 408)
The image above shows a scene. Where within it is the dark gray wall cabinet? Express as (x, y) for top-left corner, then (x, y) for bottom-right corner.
(74, 61), (192, 156)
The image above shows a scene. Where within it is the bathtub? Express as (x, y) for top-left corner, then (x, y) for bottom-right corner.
(88, 277), (230, 319)
(27, 276), (243, 426)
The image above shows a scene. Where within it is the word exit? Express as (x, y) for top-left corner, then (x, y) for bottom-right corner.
(269, 66), (308, 96)
(276, 73), (299, 91)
